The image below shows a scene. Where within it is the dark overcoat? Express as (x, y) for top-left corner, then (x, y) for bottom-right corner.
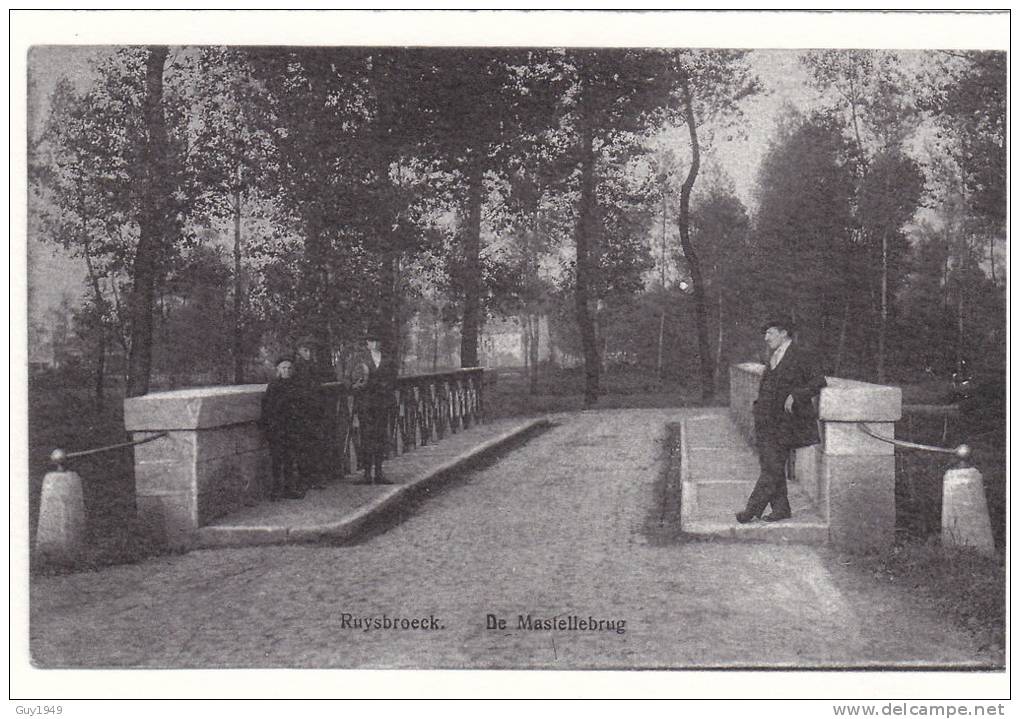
(260, 377), (305, 444)
(753, 343), (826, 449)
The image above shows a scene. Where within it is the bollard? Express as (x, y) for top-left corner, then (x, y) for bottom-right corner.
(35, 469), (87, 564)
(942, 465), (996, 556)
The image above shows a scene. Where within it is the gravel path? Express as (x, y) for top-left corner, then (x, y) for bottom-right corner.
(29, 409), (989, 669)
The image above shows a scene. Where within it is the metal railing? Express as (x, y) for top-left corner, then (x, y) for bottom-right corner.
(859, 423), (972, 467)
(860, 418), (994, 555)
(49, 368), (486, 477)
(50, 432), (169, 471)
(306, 367), (485, 478)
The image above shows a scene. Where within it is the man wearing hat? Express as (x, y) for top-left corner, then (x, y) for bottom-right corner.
(736, 316), (826, 523)
(293, 336), (335, 490)
(259, 356), (306, 500)
(353, 336), (393, 485)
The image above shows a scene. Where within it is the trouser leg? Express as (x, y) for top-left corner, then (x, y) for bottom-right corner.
(744, 439), (790, 517)
(362, 408), (388, 480)
(269, 444), (285, 497)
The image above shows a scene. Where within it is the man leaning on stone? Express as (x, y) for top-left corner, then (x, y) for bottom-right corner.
(736, 315), (826, 524)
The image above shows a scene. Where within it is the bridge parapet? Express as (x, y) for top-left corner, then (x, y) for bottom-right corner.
(124, 368), (485, 547)
(729, 363), (902, 549)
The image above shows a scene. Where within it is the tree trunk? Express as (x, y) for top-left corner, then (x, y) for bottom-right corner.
(432, 311), (439, 372)
(574, 91), (600, 407)
(877, 231), (888, 383)
(656, 311), (666, 382)
(378, 249), (402, 384)
(657, 188), (667, 381)
(676, 74), (713, 404)
(520, 315), (529, 371)
(988, 235), (996, 284)
(81, 211), (107, 408)
(834, 301), (850, 375)
(957, 282), (965, 368)
(232, 182), (244, 384)
(127, 46), (170, 398)
(528, 314), (540, 394)
(716, 289), (725, 379)
(460, 151), (483, 368)
(94, 332), (107, 410)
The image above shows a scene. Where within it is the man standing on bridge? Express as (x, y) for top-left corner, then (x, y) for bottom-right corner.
(294, 336), (335, 491)
(353, 336), (394, 485)
(736, 316), (826, 523)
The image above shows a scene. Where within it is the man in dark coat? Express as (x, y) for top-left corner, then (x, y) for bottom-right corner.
(353, 338), (393, 485)
(293, 336), (335, 490)
(259, 357), (306, 500)
(736, 316), (826, 523)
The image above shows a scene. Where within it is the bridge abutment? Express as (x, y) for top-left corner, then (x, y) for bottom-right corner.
(124, 385), (270, 548)
(729, 364), (902, 549)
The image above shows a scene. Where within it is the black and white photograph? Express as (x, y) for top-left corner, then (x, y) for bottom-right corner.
(12, 9), (1009, 703)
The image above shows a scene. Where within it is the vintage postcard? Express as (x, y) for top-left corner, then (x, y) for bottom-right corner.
(11, 8), (1010, 705)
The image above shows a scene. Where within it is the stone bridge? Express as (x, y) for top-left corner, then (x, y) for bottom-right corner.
(121, 363), (903, 552)
(32, 387), (998, 670)
(123, 368), (486, 546)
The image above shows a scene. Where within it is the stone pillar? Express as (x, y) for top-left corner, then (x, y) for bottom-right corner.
(729, 363), (763, 445)
(818, 379), (902, 550)
(124, 385), (271, 548)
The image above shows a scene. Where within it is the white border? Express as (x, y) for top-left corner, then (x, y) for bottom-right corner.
(8, 8), (1011, 704)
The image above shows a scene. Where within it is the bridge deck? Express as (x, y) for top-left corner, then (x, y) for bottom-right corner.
(29, 408), (992, 670)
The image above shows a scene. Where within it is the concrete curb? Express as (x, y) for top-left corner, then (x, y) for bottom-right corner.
(194, 418), (550, 549)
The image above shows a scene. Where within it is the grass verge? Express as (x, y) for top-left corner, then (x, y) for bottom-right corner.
(832, 541), (1005, 665)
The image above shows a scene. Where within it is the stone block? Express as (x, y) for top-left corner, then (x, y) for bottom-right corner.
(793, 444), (821, 504)
(818, 380), (902, 422)
(195, 455), (249, 497)
(35, 471), (86, 563)
(198, 477), (245, 525)
(823, 454), (895, 549)
(136, 492), (196, 548)
(135, 460), (196, 493)
(194, 428), (244, 463)
(132, 432), (195, 464)
(823, 421), (896, 456)
(235, 425), (267, 455)
(124, 384), (267, 431)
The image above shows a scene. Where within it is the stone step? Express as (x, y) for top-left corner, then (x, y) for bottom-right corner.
(681, 514), (830, 545)
(687, 480), (757, 514)
(679, 416), (829, 546)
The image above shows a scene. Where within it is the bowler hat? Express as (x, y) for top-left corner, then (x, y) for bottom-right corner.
(761, 316), (795, 335)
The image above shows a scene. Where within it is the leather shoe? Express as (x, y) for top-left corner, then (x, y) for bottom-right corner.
(763, 511), (791, 522)
(735, 510), (760, 524)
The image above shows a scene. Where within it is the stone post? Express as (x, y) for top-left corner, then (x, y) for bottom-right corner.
(35, 469), (86, 563)
(817, 379), (902, 550)
(124, 385), (271, 548)
(942, 466), (996, 556)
